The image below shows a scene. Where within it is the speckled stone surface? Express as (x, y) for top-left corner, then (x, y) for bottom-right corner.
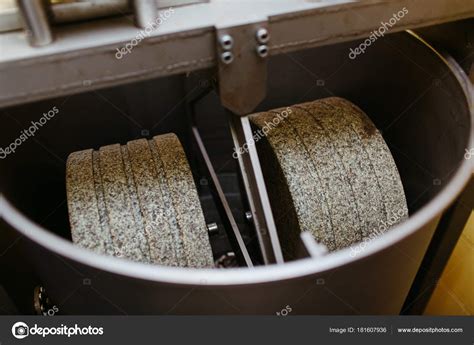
(278, 105), (362, 250)
(329, 98), (409, 223)
(126, 138), (178, 266)
(66, 149), (111, 255)
(249, 97), (408, 259)
(98, 144), (150, 262)
(66, 134), (214, 268)
(152, 134), (214, 268)
(298, 100), (385, 244)
(91, 150), (115, 255)
(251, 109), (334, 257)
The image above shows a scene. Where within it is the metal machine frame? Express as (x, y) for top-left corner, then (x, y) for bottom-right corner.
(1, 0), (473, 108)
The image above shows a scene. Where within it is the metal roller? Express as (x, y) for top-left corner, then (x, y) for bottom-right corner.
(66, 133), (214, 268)
(249, 97), (409, 260)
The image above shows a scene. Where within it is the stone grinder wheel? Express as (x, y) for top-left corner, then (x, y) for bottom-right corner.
(66, 133), (214, 268)
(66, 97), (408, 266)
(249, 97), (408, 260)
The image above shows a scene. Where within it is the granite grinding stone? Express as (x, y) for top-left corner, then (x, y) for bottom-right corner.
(126, 138), (178, 266)
(297, 100), (385, 244)
(66, 134), (214, 268)
(249, 97), (408, 258)
(91, 150), (115, 255)
(276, 105), (362, 250)
(98, 144), (150, 262)
(66, 149), (112, 255)
(326, 98), (409, 223)
(250, 109), (333, 258)
(313, 98), (408, 224)
(152, 134), (214, 268)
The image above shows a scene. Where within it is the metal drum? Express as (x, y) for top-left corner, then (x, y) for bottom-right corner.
(1, 31), (472, 314)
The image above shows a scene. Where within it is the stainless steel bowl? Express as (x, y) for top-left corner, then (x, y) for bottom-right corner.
(1, 31), (472, 314)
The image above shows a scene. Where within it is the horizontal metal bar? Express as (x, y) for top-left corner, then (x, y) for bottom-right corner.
(1, 0), (473, 108)
(1, 0), (208, 32)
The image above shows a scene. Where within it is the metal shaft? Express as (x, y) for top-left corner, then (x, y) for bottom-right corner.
(132, 0), (158, 29)
(17, 0), (53, 46)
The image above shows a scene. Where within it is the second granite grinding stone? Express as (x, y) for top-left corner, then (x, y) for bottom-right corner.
(249, 97), (408, 260)
(66, 133), (214, 268)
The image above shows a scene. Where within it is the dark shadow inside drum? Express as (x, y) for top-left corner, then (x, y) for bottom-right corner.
(0, 32), (471, 264)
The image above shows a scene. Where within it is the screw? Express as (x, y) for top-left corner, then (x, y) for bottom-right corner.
(256, 45), (269, 58)
(245, 211), (253, 222)
(256, 28), (270, 44)
(207, 222), (219, 235)
(215, 252), (237, 268)
(219, 34), (234, 50)
(221, 51), (234, 64)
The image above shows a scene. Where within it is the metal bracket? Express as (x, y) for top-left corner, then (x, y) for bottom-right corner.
(215, 21), (269, 115)
(215, 20), (284, 265)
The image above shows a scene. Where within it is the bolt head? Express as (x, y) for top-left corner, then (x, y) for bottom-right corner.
(256, 28), (270, 43)
(219, 34), (234, 50)
(221, 51), (234, 64)
(207, 222), (219, 235)
(256, 44), (269, 58)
